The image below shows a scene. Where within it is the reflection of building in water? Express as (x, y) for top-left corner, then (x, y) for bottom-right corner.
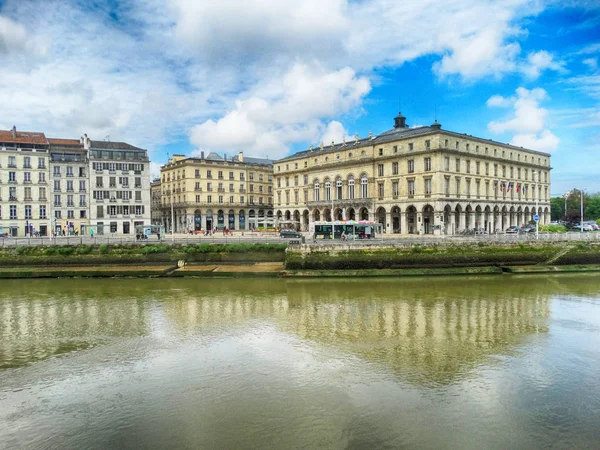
(0, 297), (148, 369)
(162, 278), (551, 385)
(282, 279), (551, 384)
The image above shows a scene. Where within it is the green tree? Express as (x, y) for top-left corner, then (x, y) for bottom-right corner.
(550, 197), (564, 221)
(584, 194), (600, 220)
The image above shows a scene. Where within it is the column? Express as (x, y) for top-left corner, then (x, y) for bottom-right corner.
(450, 212), (456, 235)
(386, 212), (392, 234)
(233, 211), (238, 230)
(400, 212), (407, 235)
(417, 212), (423, 234)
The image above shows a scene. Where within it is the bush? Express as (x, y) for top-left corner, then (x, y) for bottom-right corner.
(140, 245), (170, 254)
(540, 224), (566, 233)
(75, 245), (93, 255)
(57, 247), (74, 256)
(99, 244), (109, 254)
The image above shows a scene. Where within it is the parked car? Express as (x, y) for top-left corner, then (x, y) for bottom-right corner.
(279, 229), (302, 238)
(505, 226), (520, 234)
(520, 225), (536, 233)
(582, 224), (595, 232)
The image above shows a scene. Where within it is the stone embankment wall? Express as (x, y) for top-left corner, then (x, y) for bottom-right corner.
(285, 241), (600, 270)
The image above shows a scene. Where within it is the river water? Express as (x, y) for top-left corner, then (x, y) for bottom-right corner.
(1, 275), (600, 450)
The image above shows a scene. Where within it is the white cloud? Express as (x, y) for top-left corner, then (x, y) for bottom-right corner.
(0, 0), (566, 164)
(510, 130), (560, 152)
(189, 63), (370, 159)
(149, 162), (162, 180)
(521, 50), (566, 79)
(0, 14), (45, 55)
(487, 87), (559, 152)
(582, 57), (597, 70)
(488, 88), (549, 134)
(320, 121), (348, 146)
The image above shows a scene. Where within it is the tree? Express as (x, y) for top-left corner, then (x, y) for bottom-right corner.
(550, 197), (563, 221)
(585, 194), (600, 220)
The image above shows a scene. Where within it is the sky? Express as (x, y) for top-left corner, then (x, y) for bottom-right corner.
(0, 0), (598, 196)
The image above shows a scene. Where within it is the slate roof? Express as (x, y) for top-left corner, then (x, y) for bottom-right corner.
(0, 129), (48, 145)
(277, 119), (550, 162)
(232, 155), (273, 166)
(90, 140), (144, 151)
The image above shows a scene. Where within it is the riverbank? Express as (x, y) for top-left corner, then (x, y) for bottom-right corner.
(2, 263), (600, 279)
(0, 241), (599, 278)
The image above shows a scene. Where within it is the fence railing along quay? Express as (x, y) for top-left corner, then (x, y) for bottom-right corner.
(0, 233), (290, 248)
(1, 231), (599, 248)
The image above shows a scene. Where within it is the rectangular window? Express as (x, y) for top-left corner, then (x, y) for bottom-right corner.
(425, 178), (431, 195)
(393, 145), (398, 153)
(456, 178), (461, 197)
(392, 162), (398, 175)
(424, 157), (431, 171)
(466, 160), (471, 173)
(9, 172), (16, 182)
(23, 157), (31, 168)
(476, 161), (480, 174)
(378, 164), (384, 176)
(39, 172), (46, 183)
(10, 205), (17, 220)
(40, 205), (47, 219)
(408, 160), (414, 173)
(456, 158), (460, 172)
(25, 205), (32, 219)
(54, 180), (61, 192)
(408, 180), (415, 196)
(425, 140), (430, 149)
(444, 157), (450, 171)
(39, 187), (46, 200)
(38, 157), (46, 169)
(8, 156), (16, 168)
(378, 182), (384, 199)
(392, 181), (399, 197)
(409, 143), (414, 151)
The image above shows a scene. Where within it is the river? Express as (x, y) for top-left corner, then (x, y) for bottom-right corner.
(1, 275), (600, 449)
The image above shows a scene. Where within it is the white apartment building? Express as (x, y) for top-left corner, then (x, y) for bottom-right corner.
(86, 136), (151, 235)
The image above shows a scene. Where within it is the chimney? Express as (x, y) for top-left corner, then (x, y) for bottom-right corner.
(201, 151), (205, 159)
(83, 133), (90, 150)
(80, 136), (84, 145)
(238, 151), (244, 162)
(224, 153), (227, 161)
(11, 125), (16, 139)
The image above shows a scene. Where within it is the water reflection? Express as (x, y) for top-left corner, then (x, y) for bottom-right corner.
(1, 276), (600, 449)
(0, 280), (150, 369)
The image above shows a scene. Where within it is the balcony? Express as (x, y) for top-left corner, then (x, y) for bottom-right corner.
(109, 198), (117, 203)
(54, 203), (61, 207)
(24, 197), (33, 201)
(8, 164), (16, 168)
(134, 184), (142, 188)
(79, 203), (87, 207)
(218, 188), (225, 193)
(53, 173), (61, 177)
(194, 187), (202, 192)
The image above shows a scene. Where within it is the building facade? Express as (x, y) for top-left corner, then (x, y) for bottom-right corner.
(150, 179), (162, 226)
(274, 113), (552, 234)
(48, 138), (90, 235)
(87, 136), (151, 235)
(159, 152), (273, 232)
(0, 127), (50, 237)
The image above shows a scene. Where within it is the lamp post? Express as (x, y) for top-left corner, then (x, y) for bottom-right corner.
(580, 188), (584, 233)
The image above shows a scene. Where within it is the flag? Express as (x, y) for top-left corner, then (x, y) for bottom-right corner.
(506, 182), (511, 192)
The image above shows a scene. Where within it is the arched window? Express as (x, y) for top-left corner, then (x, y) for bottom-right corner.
(336, 178), (343, 200)
(324, 179), (331, 201)
(360, 174), (368, 198)
(348, 176), (355, 200)
(314, 181), (320, 201)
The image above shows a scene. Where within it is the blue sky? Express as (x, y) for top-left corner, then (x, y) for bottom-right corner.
(0, 0), (598, 195)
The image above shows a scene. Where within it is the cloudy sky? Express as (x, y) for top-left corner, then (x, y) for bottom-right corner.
(0, 0), (598, 195)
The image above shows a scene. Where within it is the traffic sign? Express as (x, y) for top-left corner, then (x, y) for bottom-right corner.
(534, 214), (539, 221)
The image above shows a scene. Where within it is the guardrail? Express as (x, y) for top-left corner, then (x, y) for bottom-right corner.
(0, 231), (598, 247)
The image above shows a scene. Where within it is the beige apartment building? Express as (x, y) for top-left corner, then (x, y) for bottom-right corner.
(159, 152), (273, 232)
(0, 127), (50, 237)
(49, 138), (90, 235)
(274, 113), (551, 234)
(150, 178), (162, 226)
